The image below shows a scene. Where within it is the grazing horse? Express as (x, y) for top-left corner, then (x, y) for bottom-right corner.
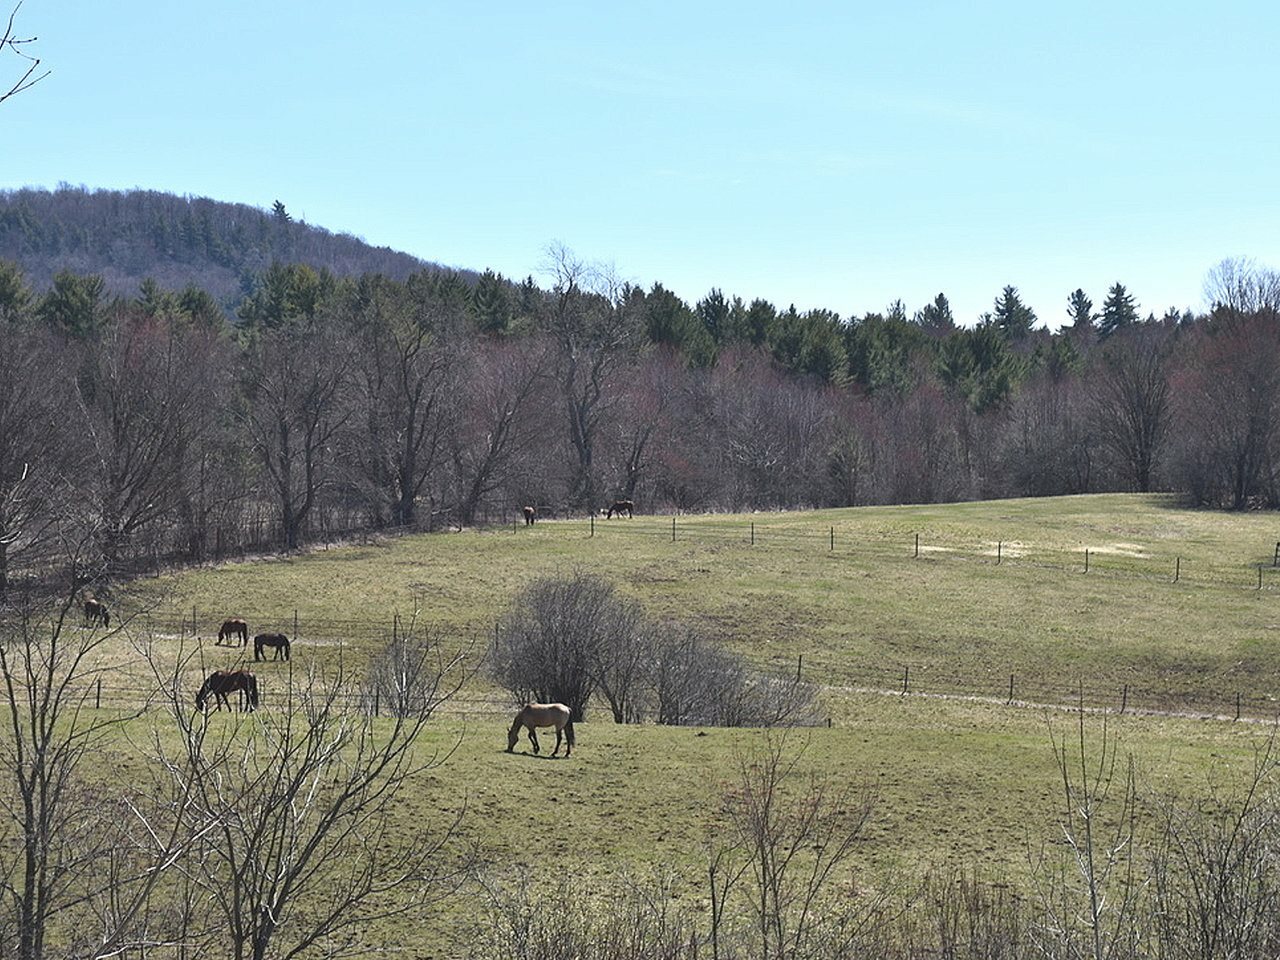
(606, 499), (635, 519)
(218, 618), (249, 646)
(254, 633), (291, 661)
(506, 702), (575, 757)
(83, 598), (110, 628)
(195, 670), (259, 712)
(522, 505), (537, 526)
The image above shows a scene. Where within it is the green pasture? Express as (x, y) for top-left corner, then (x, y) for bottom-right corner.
(24, 494), (1280, 953)
(84, 696), (1274, 957)
(124, 493), (1280, 715)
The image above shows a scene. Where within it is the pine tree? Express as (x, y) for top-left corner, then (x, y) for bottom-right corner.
(1098, 282), (1139, 339)
(0, 260), (33, 324)
(1066, 288), (1094, 330)
(272, 200), (292, 224)
(471, 269), (512, 335)
(914, 293), (955, 336)
(37, 270), (106, 337)
(992, 285), (1037, 340)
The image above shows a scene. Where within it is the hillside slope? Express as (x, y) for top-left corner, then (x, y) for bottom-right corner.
(0, 185), (469, 306)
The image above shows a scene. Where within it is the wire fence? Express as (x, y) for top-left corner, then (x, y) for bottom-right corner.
(551, 513), (1280, 595)
(66, 593), (1280, 726)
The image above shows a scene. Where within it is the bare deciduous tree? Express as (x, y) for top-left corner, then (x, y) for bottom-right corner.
(240, 315), (351, 549)
(0, 594), (198, 960)
(158, 648), (468, 960)
(541, 244), (643, 511)
(1092, 324), (1173, 494)
(450, 339), (549, 526)
(0, 3), (48, 106)
(0, 324), (72, 600)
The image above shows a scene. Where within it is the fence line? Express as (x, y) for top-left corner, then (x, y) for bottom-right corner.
(70, 608), (1280, 725)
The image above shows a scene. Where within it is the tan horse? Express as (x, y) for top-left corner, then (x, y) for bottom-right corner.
(219, 618), (249, 646)
(506, 703), (575, 757)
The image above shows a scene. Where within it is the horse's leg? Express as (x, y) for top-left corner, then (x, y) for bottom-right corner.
(528, 728), (540, 754)
(552, 727), (562, 757)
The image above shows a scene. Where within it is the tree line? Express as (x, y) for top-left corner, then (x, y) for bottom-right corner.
(1, 242), (1278, 598)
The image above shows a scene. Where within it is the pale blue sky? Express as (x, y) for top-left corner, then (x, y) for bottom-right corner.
(3, 1), (1278, 326)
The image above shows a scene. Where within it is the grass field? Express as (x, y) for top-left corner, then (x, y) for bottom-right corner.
(65, 494), (1280, 953)
(123, 493), (1280, 715)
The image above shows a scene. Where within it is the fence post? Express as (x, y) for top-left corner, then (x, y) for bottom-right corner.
(1258, 566), (1263, 591)
(997, 541), (1002, 565)
(393, 614), (399, 643)
(901, 665), (909, 695)
(1174, 557), (1181, 583)
(796, 655), (803, 681)
(1235, 692), (1241, 721)
(751, 522), (755, 546)
(590, 514), (595, 538)
(1274, 541), (1279, 567)
(1084, 548), (1089, 574)
(1007, 674), (1014, 704)
(830, 527), (834, 552)
(95, 678), (101, 710)
(672, 516), (676, 543)
(914, 533), (919, 559)
(1120, 683), (1128, 715)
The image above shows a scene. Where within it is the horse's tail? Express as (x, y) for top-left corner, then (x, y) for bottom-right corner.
(283, 637), (291, 659)
(565, 719), (575, 748)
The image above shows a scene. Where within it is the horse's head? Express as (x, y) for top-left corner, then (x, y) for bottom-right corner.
(506, 720), (520, 752)
(194, 685), (207, 711)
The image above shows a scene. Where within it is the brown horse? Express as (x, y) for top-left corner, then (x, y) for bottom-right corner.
(522, 505), (537, 526)
(83, 598), (110, 628)
(195, 670), (259, 712)
(506, 703), (575, 757)
(218, 618), (249, 646)
(253, 633), (291, 661)
(606, 499), (634, 519)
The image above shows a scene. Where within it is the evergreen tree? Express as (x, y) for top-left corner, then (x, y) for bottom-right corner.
(913, 293), (955, 336)
(696, 288), (731, 343)
(0, 260), (33, 325)
(1098, 282), (1139, 339)
(639, 283), (714, 366)
(1066, 288), (1095, 330)
(137, 277), (176, 317)
(937, 319), (1024, 412)
(272, 200), (292, 224)
(741, 298), (777, 347)
(992, 285), (1037, 340)
(177, 284), (226, 329)
(471, 269), (513, 335)
(237, 262), (331, 330)
(37, 270), (106, 337)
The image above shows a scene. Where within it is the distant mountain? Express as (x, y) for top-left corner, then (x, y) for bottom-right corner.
(0, 186), (469, 308)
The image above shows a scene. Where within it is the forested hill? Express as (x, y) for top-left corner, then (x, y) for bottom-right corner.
(0, 186), (463, 306)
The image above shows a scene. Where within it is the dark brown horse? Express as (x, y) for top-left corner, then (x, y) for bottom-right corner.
(522, 505), (537, 526)
(506, 703), (574, 757)
(606, 499), (635, 519)
(254, 633), (291, 661)
(218, 618), (249, 646)
(83, 598), (110, 628)
(195, 670), (259, 712)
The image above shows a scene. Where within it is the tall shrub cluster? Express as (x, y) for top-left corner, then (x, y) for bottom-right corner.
(489, 571), (818, 726)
